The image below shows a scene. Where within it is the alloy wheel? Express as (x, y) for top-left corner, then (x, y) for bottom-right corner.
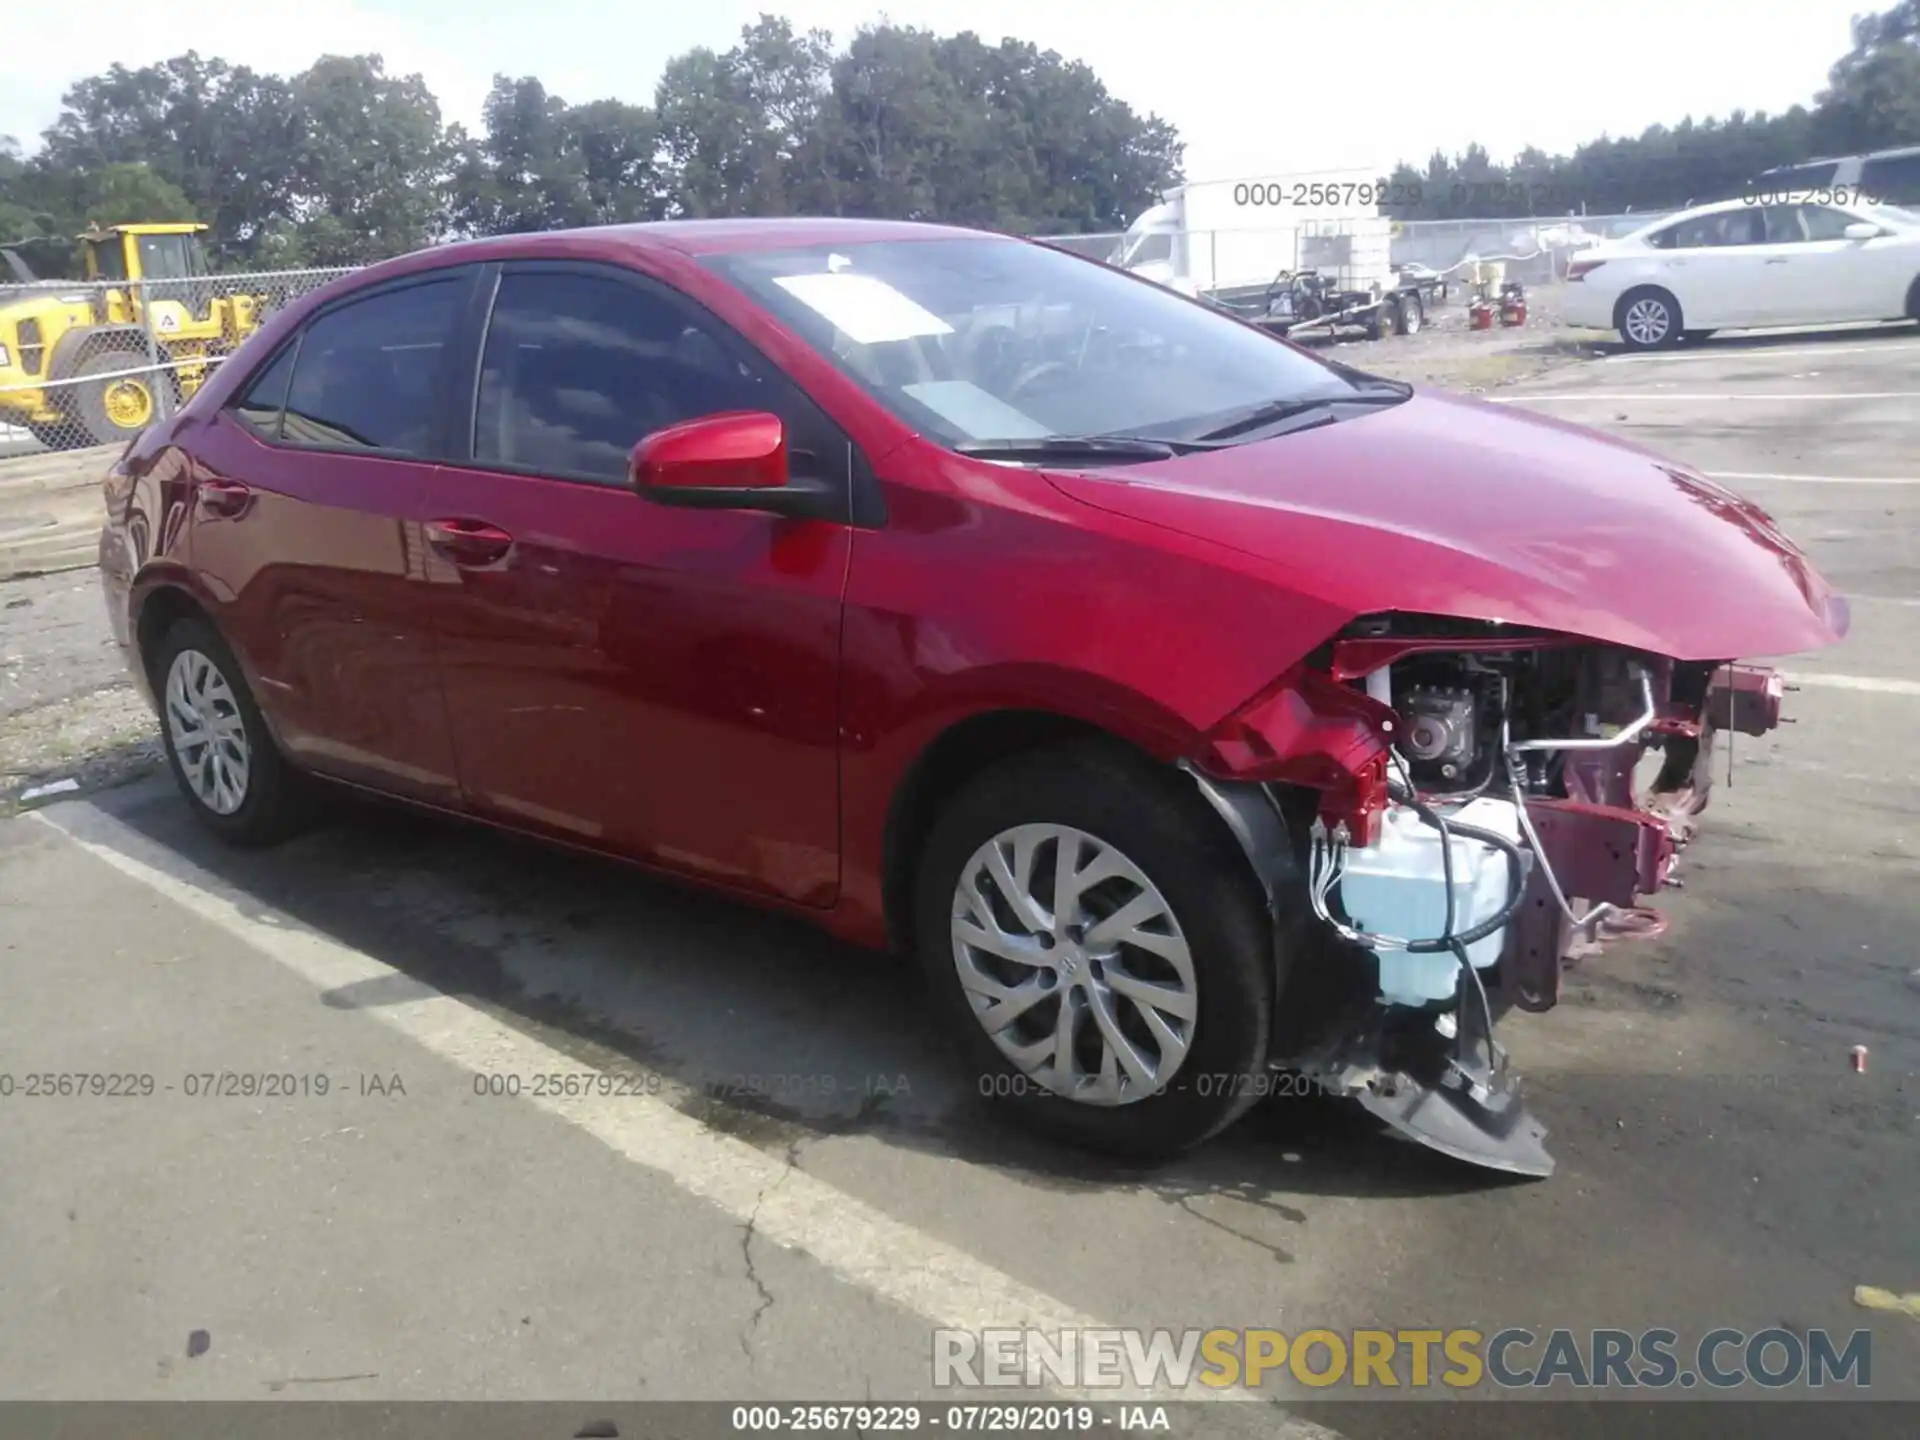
(164, 648), (251, 815)
(950, 823), (1198, 1106)
(1623, 296), (1671, 347)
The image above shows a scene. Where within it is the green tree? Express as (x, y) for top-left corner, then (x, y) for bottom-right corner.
(36, 53), (299, 262)
(284, 55), (451, 264)
(1816, 0), (1920, 152)
(655, 15), (837, 217)
(450, 75), (667, 234)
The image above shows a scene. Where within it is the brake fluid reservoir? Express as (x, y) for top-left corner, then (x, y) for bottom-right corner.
(1336, 797), (1524, 1006)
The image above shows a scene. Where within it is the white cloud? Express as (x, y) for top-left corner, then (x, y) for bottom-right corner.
(4, 0), (1871, 202)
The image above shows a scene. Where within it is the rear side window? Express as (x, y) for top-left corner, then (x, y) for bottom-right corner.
(232, 343), (298, 440)
(1860, 152), (1920, 205)
(474, 270), (784, 485)
(279, 280), (460, 455)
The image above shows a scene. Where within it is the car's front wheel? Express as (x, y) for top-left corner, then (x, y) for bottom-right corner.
(153, 615), (315, 846)
(914, 741), (1276, 1160)
(1616, 288), (1682, 350)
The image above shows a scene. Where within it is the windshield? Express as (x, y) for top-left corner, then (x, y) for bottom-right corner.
(704, 237), (1365, 449)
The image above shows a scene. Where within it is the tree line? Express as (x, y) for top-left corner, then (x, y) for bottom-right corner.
(0, 16), (1183, 276)
(1384, 2), (1918, 219)
(2, 3), (1916, 278)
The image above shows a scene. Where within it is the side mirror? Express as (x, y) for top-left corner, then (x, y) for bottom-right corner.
(629, 411), (839, 521)
(1842, 222), (1883, 241)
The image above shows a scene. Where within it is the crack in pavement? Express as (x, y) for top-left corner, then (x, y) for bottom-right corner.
(738, 1137), (807, 1362)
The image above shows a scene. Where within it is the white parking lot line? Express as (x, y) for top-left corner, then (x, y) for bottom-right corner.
(1708, 472), (1920, 486)
(1602, 338), (1920, 365)
(1783, 672), (1920, 697)
(25, 798), (1332, 1423)
(1492, 392), (1920, 403)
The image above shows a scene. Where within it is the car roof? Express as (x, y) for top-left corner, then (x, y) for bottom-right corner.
(1758, 143), (1920, 170)
(431, 216), (1002, 264)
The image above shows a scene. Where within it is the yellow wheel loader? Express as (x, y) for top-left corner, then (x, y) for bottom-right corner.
(0, 223), (269, 450)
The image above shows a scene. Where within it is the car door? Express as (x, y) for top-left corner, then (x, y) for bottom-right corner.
(1644, 209), (1767, 327)
(420, 261), (853, 906)
(1755, 204), (1880, 322)
(187, 270), (476, 805)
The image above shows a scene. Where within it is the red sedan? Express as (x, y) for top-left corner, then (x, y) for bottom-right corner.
(98, 219), (1847, 1176)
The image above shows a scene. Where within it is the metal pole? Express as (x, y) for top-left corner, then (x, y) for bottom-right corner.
(135, 277), (172, 422)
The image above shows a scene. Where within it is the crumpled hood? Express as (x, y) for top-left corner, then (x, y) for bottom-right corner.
(1044, 389), (1849, 661)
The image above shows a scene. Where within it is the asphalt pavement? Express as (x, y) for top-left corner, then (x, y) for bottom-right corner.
(2, 322), (1917, 1439)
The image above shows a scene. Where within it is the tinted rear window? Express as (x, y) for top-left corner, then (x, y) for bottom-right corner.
(1860, 153), (1920, 204)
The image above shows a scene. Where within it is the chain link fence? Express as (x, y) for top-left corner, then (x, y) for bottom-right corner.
(1031, 213), (1678, 291)
(1, 211), (1687, 459)
(0, 266), (353, 457)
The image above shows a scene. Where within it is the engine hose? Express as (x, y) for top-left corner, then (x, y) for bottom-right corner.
(1399, 812), (1531, 953)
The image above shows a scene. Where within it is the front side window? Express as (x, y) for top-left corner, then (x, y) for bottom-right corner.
(1659, 209), (1763, 250)
(231, 342), (298, 440)
(1798, 205), (1858, 241)
(280, 280), (460, 454)
(704, 237), (1369, 449)
(474, 270), (777, 485)
(1119, 233), (1174, 267)
(135, 235), (203, 282)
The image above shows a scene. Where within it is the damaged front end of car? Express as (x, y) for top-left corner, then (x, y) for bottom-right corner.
(1185, 613), (1799, 1179)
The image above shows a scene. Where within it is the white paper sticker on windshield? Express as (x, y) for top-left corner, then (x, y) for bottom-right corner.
(901, 381), (1050, 439)
(773, 272), (955, 346)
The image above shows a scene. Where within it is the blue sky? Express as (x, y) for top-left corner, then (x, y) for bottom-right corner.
(2, 0), (1877, 186)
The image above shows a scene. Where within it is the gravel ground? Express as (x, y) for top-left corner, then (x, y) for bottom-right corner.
(0, 282), (1601, 814)
(1296, 281), (1607, 390)
(0, 570), (162, 814)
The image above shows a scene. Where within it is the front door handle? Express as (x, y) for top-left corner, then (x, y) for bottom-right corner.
(425, 517), (514, 567)
(197, 479), (252, 518)
(1764, 257), (1791, 265)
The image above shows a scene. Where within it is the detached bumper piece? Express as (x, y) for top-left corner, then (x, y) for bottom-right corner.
(1302, 1001), (1556, 1179)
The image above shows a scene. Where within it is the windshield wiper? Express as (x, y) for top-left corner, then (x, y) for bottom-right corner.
(1189, 386), (1408, 443)
(954, 435), (1188, 464)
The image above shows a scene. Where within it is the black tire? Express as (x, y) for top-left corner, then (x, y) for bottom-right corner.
(1905, 275), (1920, 321)
(24, 421), (81, 452)
(1615, 287), (1682, 351)
(67, 348), (161, 447)
(913, 740), (1276, 1160)
(1400, 291), (1424, 335)
(1366, 299), (1394, 341)
(1682, 329), (1716, 344)
(151, 615), (316, 846)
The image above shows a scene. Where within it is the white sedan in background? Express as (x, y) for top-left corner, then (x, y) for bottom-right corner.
(1562, 196), (1920, 349)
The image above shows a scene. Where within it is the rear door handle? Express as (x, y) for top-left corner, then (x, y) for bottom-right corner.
(197, 479), (252, 518)
(425, 517), (514, 567)
(1764, 257), (1790, 264)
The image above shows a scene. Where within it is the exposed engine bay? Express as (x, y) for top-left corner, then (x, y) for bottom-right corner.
(1231, 613), (1791, 1179)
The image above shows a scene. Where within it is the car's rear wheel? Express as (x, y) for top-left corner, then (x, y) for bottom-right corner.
(1616, 288), (1681, 350)
(914, 741), (1275, 1160)
(153, 615), (314, 846)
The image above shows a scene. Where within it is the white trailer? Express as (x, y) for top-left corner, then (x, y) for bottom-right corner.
(1112, 168), (1428, 338)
